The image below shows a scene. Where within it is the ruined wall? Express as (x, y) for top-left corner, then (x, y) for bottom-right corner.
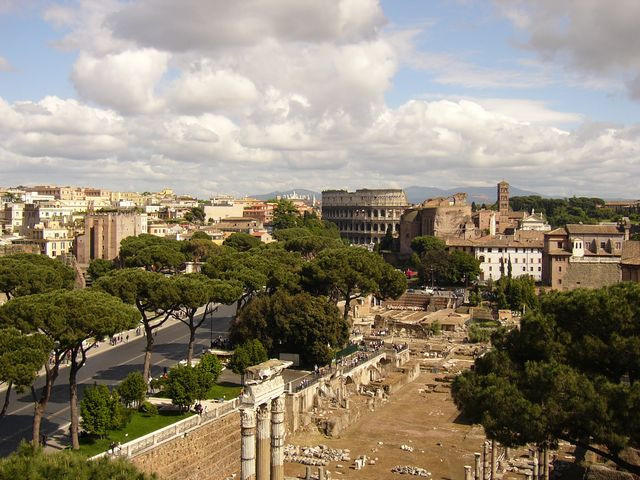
(132, 411), (240, 480)
(564, 262), (621, 290)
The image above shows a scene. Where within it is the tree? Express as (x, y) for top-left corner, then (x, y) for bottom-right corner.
(0, 254), (75, 300)
(117, 371), (147, 408)
(410, 236), (446, 256)
(183, 237), (219, 263)
(119, 234), (185, 272)
(302, 247), (406, 319)
(87, 259), (115, 281)
(0, 443), (156, 479)
(228, 339), (268, 384)
(0, 327), (53, 421)
(272, 199), (301, 231)
(223, 232), (261, 252)
(0, 289), (139, 449)
(171, 274), (242, 365)
(231, 291), (349, 366)
(196, 353), (223, 383)
(452, 283), (640, 475)
(184, 206), (205, 224)
(80, 384), (125, 437)
(493, 275), (538, 313)
(449, 250), (481, 284)
(165, 364), (211, 410)
(95, 269), (179, 382)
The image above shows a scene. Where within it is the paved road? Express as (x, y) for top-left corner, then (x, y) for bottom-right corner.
(0, 305), (238, 456)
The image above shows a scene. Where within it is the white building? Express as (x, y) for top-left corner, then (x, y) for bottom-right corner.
(447, 231), (544, 282)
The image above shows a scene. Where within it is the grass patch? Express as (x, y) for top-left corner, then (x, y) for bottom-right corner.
(151, 381), (242, 401)
(78, 410), (193, 458)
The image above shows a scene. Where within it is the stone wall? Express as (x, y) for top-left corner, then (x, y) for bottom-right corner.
(564, 261), (621, 290)
(132, 411), (240, 480)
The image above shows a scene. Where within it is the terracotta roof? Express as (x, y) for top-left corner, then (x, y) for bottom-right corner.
(565, 224), (622, 235)
(546, 228), (566, 235)
(622, 241), (640, 266)
(447, 234), (543, 248)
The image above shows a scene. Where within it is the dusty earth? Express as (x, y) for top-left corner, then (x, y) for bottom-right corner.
(284, 371), (487, 480)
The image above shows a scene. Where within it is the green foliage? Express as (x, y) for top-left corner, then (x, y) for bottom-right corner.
(509, 195), (614, 227)
(223, 232), (261, 251)
(410, 236), (446, 256)
(182, 236), (219, 262)
(196, 353), (223, 383)
(0, 327), (52, 392)
(87, 258), (116, 281)
(119, 234), (185, 272)
(468, 324), (491, 343)
(231, 291), (349, 366)
(493, 275), (538, 313)
(0, 253), (75, 299)
(138, 401), (158, 416)
(302, 247), (406, 319)
(272, 199), (301, 230)
(417, 249), (480, 286)
(117, 371), (147, 408)
(81, 384), (128, 438)
(165, 364), (212, 410)
(184, 206), (205, 223)
(228, 339), (269, 377)
(430, 320), (442, 335)
(452, 283), (640, 473)
(0, 443), (155, 479)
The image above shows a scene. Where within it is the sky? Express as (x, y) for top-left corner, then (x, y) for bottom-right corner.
(0, 0), (639, 199)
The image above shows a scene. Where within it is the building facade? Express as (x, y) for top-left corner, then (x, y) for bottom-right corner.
(74, 212), (148, 267)
(399, 193), (474, 255)
(542, 224), (628, 290)
(321, 189), (409, 245)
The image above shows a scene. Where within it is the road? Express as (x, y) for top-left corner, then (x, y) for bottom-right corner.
(0, 305), (238, 456)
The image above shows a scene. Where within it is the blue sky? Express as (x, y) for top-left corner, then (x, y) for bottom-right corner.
(0, 0), (639, 198)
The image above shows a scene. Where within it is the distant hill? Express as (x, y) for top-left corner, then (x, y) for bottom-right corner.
(404, 185), (543, 205)
(250, 186), (544, 205)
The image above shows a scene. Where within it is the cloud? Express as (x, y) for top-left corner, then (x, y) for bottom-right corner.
(106, 0), (385, 52)
(494, 0), (640, 99)
(0, 56), (14, 72)
(71, 49), (169, 113)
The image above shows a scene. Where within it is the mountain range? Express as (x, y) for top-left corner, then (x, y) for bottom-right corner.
(250, 186), (543, 205)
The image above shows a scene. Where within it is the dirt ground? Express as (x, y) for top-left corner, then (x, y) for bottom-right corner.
(284, 371), (487, 480)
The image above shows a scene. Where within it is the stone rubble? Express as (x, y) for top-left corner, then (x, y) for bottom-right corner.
(392, 465), (432, 476)
(401, 444), (415, 452)
(284, 444), (351, 466)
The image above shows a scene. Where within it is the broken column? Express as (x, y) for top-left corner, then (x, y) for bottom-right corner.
(474, 452), (482, 480)
(256, 403), (271, 480)
(483, 442), (490, 480)
(240, 408), (257, 480)
(532, 448), (539, 480)
(270, 395), (285, 480)
(464, 465), (473, 480)
(543, 446), (550, 480)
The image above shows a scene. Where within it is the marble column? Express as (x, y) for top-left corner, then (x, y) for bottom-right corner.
(464, 466), (473, 480)
(271, 395), (285, 480)
(474, 452), (482, 480)
(532, 449), (539, 480)
(256, 403), (271, 480)
(483, 442), (489, 480)
(543, 447), (550, 480)
(490, 440), (497, 480)
(241, 408), (257, 480)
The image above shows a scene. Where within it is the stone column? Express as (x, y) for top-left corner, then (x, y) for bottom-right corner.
(538, 447), (544, 480)
(483, 442), (489, 480)
(271, 395), (285, 480)
(490, 440), (497, 480)
(464, 466), (473, 480)
(474, 452), (482, 480)
(543, 447), (550, 480)
(241, 408), (257, 480)
(256, 403), (271, 480)
(532, 449), (539, 480)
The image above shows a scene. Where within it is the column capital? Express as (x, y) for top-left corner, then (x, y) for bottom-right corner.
(240, 407), (257, 429)
(271, 395), (285, 413)
(257, 403), (270, 421)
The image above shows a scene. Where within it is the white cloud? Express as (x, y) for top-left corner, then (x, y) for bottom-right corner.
(494, 0), (640, 99)
(0, 56), (13, 72)
(71, 49), (169, 113)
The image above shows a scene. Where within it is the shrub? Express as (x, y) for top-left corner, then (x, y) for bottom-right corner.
(165, 364), (212, 410)
(80, 384), (126, 438)
(138, 401), (158, 416)
(196, 353), (222, 383)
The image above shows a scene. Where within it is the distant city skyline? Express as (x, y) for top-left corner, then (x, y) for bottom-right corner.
(1, 1), (639, 198)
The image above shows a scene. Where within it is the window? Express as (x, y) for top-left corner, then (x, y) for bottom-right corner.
(557, 241), (563, 248)
(615, 242), (622, 249)
(498, 248), (503, 253)
(538, 267), (541, 271)
(522, 267), (526, 271)
(530, 267), (534, 272)
(558, 266), (562, 272)
(600, 241), (606, 249)
(489, 266), (492, 271)
(514, 258), (518, 263)
(558, 279), (562, 285)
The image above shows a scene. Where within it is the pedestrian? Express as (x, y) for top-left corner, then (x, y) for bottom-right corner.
(41, 433), (46, 447)
(126, 334), (129, 343)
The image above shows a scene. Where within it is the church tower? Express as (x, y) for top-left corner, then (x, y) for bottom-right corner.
(497, 181), (510, 233)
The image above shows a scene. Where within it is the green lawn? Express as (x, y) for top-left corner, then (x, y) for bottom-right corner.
(78, 410), (193, 458)
(151, 381), (242, 401)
